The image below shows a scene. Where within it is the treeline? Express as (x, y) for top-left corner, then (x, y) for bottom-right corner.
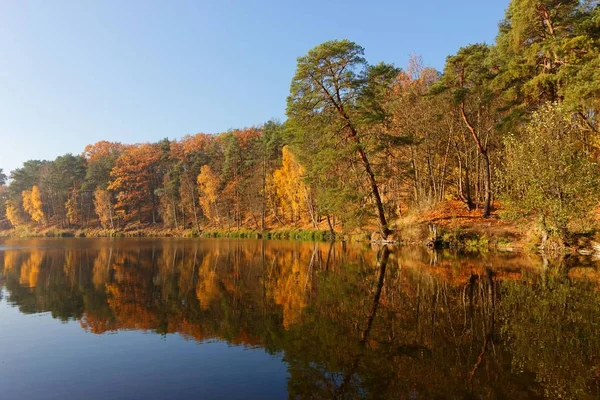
(1, 0), (599, 239)
(0, 126), (289, 232)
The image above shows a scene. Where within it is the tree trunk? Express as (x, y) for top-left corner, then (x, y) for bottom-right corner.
(171, 198), (178, 228)
(356, 143), (390, 238)
(151, 196), (156, 224)
(261, 156), (266, 232)
(326, 214), (335, 239)
(481, 150), (492, 218)
(460, 101), (491, 217)
(316, 79), (391, 239)
(108, 202), (115, 230)
(187, 175), (200, 232)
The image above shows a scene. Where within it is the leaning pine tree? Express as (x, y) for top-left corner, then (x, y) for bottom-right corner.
(286, 39), (402, 240)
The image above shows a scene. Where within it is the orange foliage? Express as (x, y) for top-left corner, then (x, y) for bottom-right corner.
(83, 141), (127, 162)
(108, 143), (162, 220)
(181, 133), (214, 155)
(94, 188), (115, 229)
(232, 127), (261, 148)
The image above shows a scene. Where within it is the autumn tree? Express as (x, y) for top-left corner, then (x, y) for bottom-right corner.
(83, 141), (126, 226)
(439, 44), (498, 217)
(94, 188), (116, 229)
(22, 185), (45, 224)
(3, 12), (600, 242)
(386, 58), (454, 208)
(7, 161), (46, 223)
(177, 133), (219, 231)
(108, 143), (163, 224)
(197, 165), (220, 226)
(269, 146), (315, 226)
(5, 200), (25, 228)
(500, 103), (599, 239)
(65, 189), (82, 226)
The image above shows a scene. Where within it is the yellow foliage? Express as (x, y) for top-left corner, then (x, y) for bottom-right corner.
(197, 165), (220, 224)
(22, 185), (45, 224)
(6, 202), (25, 227)
(65, 189), (81, 225)
(267, 250), (312, 329)
(92, 248), (113, 289)
(19, 251), (42, 288)
(3, 250), (20, 271)
(63, 250), (79, 284)
(196, 255), (220, 310)
(270, 146), (310, 223)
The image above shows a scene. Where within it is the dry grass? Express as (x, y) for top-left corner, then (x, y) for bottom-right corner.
(395, 200), (530, 249)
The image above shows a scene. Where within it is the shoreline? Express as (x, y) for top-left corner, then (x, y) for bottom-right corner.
(0, 222), (536, 253)
(1, 211), (597, 257)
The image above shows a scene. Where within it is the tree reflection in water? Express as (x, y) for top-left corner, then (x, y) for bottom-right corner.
(1, 238), (599, 399)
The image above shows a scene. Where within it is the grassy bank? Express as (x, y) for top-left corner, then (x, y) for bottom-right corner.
(2, 201), (597, 255)
(0, 221), (527, 250)
(0, 225), (338, 242)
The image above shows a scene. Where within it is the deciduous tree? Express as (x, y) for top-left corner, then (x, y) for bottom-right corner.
(197, 165), (220, 226)
(500, 103), (599, 239)
(22, 185), (45, 224)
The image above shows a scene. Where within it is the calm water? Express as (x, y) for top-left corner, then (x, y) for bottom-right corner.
(0, 238), (599, 399)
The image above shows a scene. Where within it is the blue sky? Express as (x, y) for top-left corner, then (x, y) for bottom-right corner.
(0, 0), (508, 176)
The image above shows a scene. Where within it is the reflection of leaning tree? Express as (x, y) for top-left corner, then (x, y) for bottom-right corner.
(467, 268), (496, 383)
(336, 246), (391, 397)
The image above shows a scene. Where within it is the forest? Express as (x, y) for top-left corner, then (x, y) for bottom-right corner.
(1, 0), (599, 246)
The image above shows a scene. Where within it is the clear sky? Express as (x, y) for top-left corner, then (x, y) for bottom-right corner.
(0, 0), (508, 176)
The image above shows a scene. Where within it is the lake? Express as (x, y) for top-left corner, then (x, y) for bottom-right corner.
(0, 238), (599, 399)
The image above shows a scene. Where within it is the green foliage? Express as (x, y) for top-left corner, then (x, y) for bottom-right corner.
(84, 144), (124, 191)
(43, 154), (87, 194)
(500, 103), (600, 236)
(286, 40), (405, 234)
(494, 0), (599, 121)
(199, 229), (333, 242)
(8, 160), (46, 200)
(285, 40), (368, 222)
(442, 44), (494, 97)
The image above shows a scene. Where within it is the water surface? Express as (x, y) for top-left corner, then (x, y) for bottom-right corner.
(0, 238), (599, 399)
